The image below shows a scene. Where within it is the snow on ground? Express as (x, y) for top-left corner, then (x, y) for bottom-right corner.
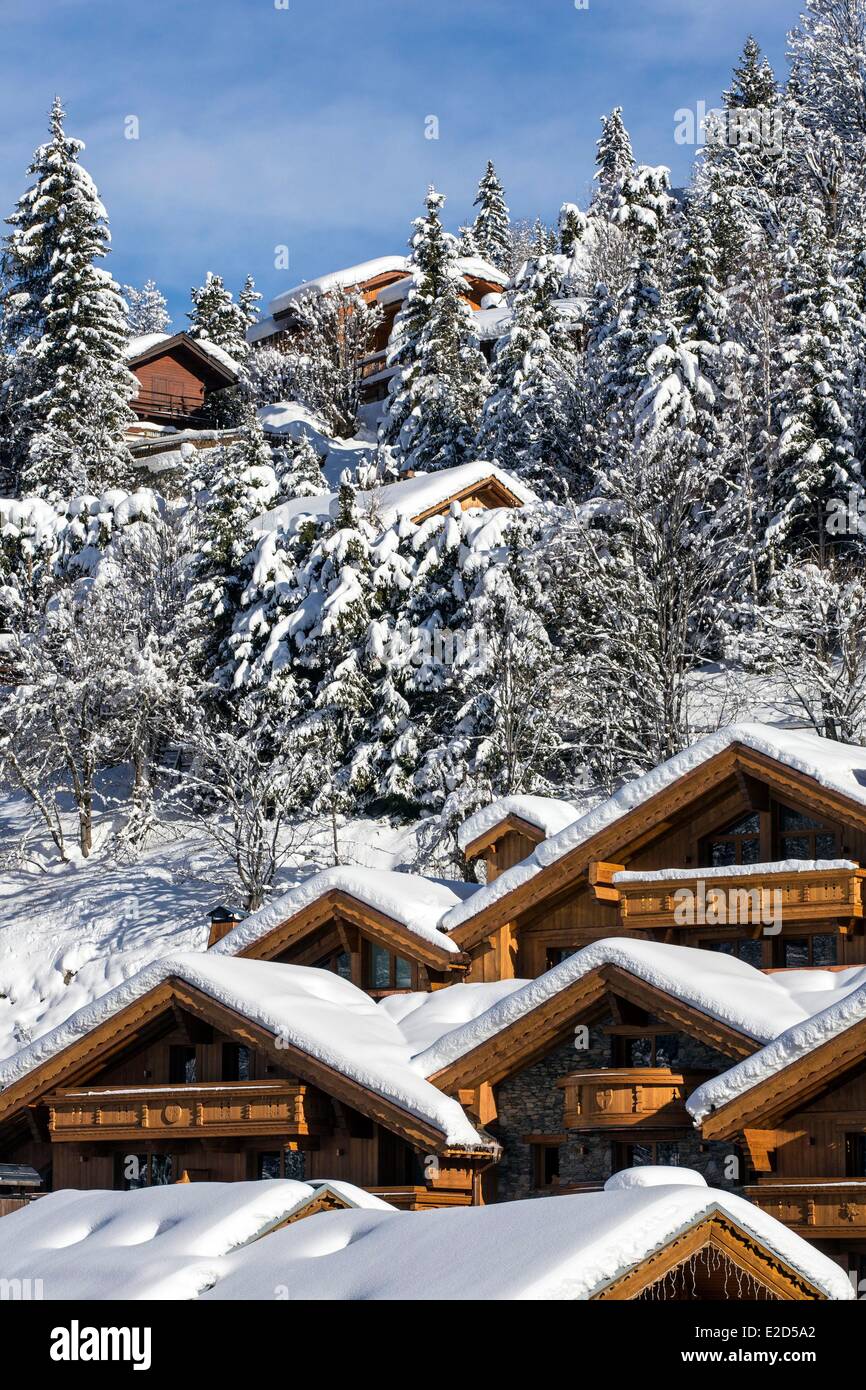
(441, 723), (866, 932)
(0, 955), (487, 1149)
(256, 401), (377, 489)
(0, 1180), (393, 1301)
(0, 779), (433, 1067)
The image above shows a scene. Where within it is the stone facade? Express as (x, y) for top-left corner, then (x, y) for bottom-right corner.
(493, 1019), (739, 1202)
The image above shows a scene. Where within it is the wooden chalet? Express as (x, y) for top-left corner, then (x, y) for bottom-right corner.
(127, 332), (240, 429)
(249, 254), (508, 401)
(5, 722), (866, 1289)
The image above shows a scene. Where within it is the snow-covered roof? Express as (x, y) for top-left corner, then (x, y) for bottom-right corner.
(0, 955), (486, 1149)
(0, 1179), (394, 1301)
(200, 1175), (852, 1301)
(688, 976), (866, 1123)
(441, 723), (866, 932)
(254, 460), (538, 536)
(458, 794), (582, 853)
(409, 938), (866, 1078)
(211, 866), (471, 958)
(267, 256), (410, 318)
(379, 980), (528, 1057)
(125, 331), (241, 378)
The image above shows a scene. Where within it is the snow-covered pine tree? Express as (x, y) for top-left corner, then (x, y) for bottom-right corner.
(190, 405), (276, 696)
(123, 279), (171, 336)
(0, 99), (138, 500)
(476, 255), (578, 498)
(380, 187), (480, 465)
(559, 203), (587, 258)
(238, 274), (262, 331)
(397, 264), (488, 475)
(591, 107), (635, 217)
(280, 287), (383, 438)
(470, 161), (511, 271)
(772, 203), (860, 561)
(274, 433), (328, 500)
(188, 272), (248, 362)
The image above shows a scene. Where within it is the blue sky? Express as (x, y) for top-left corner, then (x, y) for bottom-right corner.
(0, 0), (799, 325)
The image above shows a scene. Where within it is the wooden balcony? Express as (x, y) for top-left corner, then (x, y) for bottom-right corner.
(591, 860), (865, 930)
(557, 1068), (711, 1131)
(745, 1181), (866, 1240)
(46, 1081), (331, 1143)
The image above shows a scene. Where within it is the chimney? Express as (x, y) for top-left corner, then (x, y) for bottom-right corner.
(208, 904), (243, 948)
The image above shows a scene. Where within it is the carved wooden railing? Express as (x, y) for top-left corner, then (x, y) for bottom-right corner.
(46, 1081), (331, 1142)
(745, 1181), (866, 1239)
(590, 861), (865, 930)
(557, 1068), (712, 1131)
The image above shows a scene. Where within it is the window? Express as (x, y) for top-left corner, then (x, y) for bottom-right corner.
(615, 1141), (680, 1170)
(845, 1134), (866, 1178)
(705, 812), (761, 867)
(777, 805), (838, 861)
(169, 1045), (196, 1084)
(315, 950), (352, 981)
(116, 1153), (174, 1190)
(222, 1043), (251, 1082)
(613, 1033), (680, 1067)
(365, 943), (413, 991)
(706, 938), (765, 968)
(258, 1152), (282, 1180)
(546, 947), (576, 970)
(531, 1142), (561, 1189)
(775, 934), (838, 968)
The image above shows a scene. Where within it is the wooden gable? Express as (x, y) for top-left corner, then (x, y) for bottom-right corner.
(455, 742), (866, 978)
(593, 1212), (832, 1300)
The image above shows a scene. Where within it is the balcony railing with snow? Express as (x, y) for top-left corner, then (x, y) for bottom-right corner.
(589, 859), (865, 930)
(557, 1068), (711, 1131)
(46, 1081), (331, 1142)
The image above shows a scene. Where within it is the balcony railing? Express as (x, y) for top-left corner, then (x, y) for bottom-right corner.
(557, 1067), (712, 1131)
(46, 1081), (331, 1142)
(133, 389), (206, 423)
(590, 860), (865, 930)
(745, 1181), (866, 1239)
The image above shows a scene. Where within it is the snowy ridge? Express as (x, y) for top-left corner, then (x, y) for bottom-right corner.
(441, 723), (866, 931)
(200, 1181), (853, 1302)
(457, 793), (582, 852)
(211, 865), (470, 957)
(688, 979), (866, 1122)
(411, 938), (844, 1077)
(0, 955), (486, 1149)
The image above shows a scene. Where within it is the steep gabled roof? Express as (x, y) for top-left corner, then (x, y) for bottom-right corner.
(211, 866), (470, 970)
(125, 331), (241, 382)
(443, 724), (866, 948)
(458, 793), (581, 858)
(689, 978), (866, 1133)
(0, 956), (487, 1153)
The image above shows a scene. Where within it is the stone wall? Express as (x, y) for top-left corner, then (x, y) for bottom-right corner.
(493, 1022), (739, 1202)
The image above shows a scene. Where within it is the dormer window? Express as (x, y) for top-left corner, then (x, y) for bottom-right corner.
(366, 944), (413, 991)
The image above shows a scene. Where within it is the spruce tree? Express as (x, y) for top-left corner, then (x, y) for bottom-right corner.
(238, 274), (262, 332)
(188, 272), (248, 362)
(591, 107), (635, 216)
(1, 98), (137, 499)
(124, 279), (171, 336)
(470, 161), (511, 271)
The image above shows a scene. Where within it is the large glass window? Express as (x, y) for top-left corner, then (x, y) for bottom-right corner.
(777, 805), (838, 861)
(706, 813), (761, 867)
(705, 938), (764, 968)
(365, 944), (413, 991)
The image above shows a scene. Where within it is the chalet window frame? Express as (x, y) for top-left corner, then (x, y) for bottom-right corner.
(362, 940), (416, 994)
(529, 1138), (561, 1190)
